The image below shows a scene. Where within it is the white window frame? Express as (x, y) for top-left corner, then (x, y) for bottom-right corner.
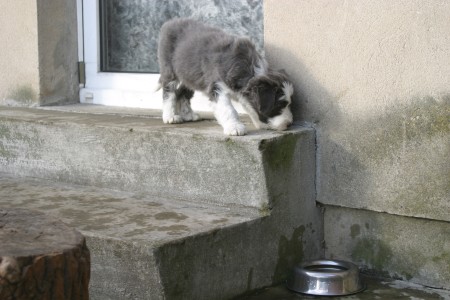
(76, 0), (212, 111)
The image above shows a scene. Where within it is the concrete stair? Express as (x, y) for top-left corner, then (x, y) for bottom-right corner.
(0, 105), (323, 300)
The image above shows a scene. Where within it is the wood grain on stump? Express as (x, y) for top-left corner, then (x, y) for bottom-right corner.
(0, 208), (90, 300)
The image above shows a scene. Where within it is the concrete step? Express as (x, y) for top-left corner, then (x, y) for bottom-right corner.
(0, 104), (323, 299)
(0, 173), (321, 300)
(0, 105), (312, 210)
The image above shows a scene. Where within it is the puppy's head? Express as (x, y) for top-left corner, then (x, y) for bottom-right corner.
(242, 70), (294, 131)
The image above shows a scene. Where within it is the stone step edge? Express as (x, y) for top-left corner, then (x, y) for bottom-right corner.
(1, 106), (314, 210)
(0, 173), (304, 300)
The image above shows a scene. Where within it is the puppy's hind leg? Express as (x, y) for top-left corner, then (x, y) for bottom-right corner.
(177, 85), (201, 122)
(162, 81), (183, 124)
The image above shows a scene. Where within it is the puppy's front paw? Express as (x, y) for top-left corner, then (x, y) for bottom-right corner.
(224, 123), (246, 136)
(163, 114), (184, 124)
(191, 113), (201, 122)
(182, 112), (201, 122)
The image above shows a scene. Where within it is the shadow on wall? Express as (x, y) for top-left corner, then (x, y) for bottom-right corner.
(265, 44), (340, 124)
(265, 42), (371, 207)
(265, 42), (450, 221)
(264, 42), (450, 285)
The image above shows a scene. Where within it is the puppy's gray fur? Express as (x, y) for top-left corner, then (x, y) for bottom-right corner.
(157, 18), (293, 135)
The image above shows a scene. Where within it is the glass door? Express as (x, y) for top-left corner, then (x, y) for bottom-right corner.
(79, 0), (163, 108)
(77, 0), (263, 110)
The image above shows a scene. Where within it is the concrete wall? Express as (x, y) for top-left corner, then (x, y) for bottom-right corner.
(0, 0), (79, 106)
(325, 207), (450, 289)
(37, 0), (79, 106)
(265, 0), (449, 287)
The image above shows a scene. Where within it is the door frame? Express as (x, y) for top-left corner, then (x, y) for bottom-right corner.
(77, 0), (167, 109)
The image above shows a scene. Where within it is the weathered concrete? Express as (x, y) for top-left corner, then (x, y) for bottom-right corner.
(0, 104), (322, 299)
(0, 0), (78, 106)
(0, 174), (256, 299)
(0, 134), (321, 299)
(36, 0), (79, 105)
(264, 0), (450, 222)
(264, 1), (450, 289)
(238, 276), (450, 300)
(324, 206), (450, 290)
(0, 105), (313, 210)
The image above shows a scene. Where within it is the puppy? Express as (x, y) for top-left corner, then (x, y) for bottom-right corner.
(157, 18), (293, 136)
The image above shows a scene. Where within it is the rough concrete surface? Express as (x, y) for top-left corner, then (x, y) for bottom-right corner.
(0, 174), (256, 299)
(0, 106), (309, 210)
(0, 160), (320, 300)
(36, 0), (79, 105)
(324, 206), (450, 290)
(264, 0), (450, 222)
(0, 105), (322, 299)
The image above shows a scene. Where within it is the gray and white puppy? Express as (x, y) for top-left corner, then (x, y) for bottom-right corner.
(157, 18), (293, 136)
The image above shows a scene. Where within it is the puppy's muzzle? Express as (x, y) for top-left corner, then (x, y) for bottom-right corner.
(268, 108), (293, 131)
(274, 120), (293, 131)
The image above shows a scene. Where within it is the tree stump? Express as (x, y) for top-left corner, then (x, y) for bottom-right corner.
(0, 208), (90, 300)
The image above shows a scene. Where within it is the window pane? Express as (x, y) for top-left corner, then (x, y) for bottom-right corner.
(99, 0), (263, 73)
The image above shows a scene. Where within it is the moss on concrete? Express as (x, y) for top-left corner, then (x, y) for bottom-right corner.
(273, 225), (305, 282)
(0, 124), (41, 159)
(393, 178), (450, 219)
(0, 124), (43, 162)
(258, 202), (272, 216)
(327, 207), (450, 288)
(431, 251), (450, 277)
(260, 134), (298, 172)
(154, 212), (188, 221)
(350, 233), (428, 282)
(359, 95), (449, 162)
(351, 237), (394, 271)
(322, 95), (449, 221)
(7, 85), (38, 103)
(0, 125), (13, 158)
(350, 224), (361, 239)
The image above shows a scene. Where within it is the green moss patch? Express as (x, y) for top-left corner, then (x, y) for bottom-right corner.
(260, 134), (298, 172)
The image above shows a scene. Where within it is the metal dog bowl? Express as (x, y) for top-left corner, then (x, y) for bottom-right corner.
(287, 259), (365, 296)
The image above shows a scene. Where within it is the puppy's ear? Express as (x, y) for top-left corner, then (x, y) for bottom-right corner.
(277, 69), (289, 77)
(224, 38), (257, 90)
(226, 64), (253, 90)
(268, 69), (289, 82)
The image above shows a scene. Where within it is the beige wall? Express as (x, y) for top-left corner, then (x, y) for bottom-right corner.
(0, 0), (79, 106)
(0, 1), (40, 105)
(265, 0), (449, 221)
(265, 0), (450, 287)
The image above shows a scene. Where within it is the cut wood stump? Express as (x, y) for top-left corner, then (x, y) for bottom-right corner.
(0, 208), (90, 300)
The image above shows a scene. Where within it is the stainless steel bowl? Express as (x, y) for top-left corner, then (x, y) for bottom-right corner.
(286, 259), (365, 296)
